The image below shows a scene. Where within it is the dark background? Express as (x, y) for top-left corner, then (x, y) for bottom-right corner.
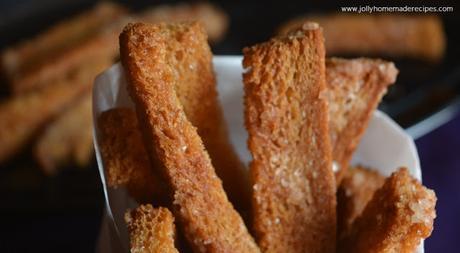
(0, 0), (459, 252)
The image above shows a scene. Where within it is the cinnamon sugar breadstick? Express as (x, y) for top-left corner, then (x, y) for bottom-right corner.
(278, 14), (445, 62)
(338, 168), (436, 253)
(98, 108), (168, 204)
(0, 59), (110, 163)
(34, 92), (93, 174)
(1, 2), (126, 92)
(326, 58), (397, 183)
(120, 22), (259, 252)
(244, 24), (336, 253)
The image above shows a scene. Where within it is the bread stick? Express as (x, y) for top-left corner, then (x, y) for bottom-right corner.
(120, 22), (259, 252)
(9, 22), (121, 94)
(337, 166), (385, 238)
(1, 2), (126, 89)
(98, 108), (168, 204)
(243, 24), (336, 253)
(278, 14), (445, 62)
(125, 205), (179, 253)
(0, 59), (109, 163)
(338, 168), (436, 253)
(326, 58), (397, 183)
(120, 14), (249, 211)
(34, 91), (93, 175)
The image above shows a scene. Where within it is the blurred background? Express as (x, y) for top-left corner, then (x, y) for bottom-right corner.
(0, 0), (458, 252)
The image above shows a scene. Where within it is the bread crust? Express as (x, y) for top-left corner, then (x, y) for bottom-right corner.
(120, 22), (259, 253)
(338, 168), (437, 253)
(326, 58), (398, 183)
(278, 14), (445, 62)
(243, 24), (336, 253)
(125, 205), (179, 253)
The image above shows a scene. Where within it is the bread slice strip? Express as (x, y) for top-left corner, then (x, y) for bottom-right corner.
(97, 108), (168, 204)
(1, 2), (126, 88)
(119, 16), (249, 211)
(120, 22), (259, 252)
(326, 58), (398, 183)
(34, 91), (93, 175)
(8, 19), (123, 94)
(0, 59), (110, 163)
(125, 205), (179, 253)
(139, 2), (228, 43)
(278, 14), (445, 62)
(243, 24), (336, 253)
(338, 168), (437, 253)
(337, 166), (385, 238)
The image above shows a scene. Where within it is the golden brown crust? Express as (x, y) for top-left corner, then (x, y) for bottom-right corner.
(338, 168), (437, 253)
(326, 58), (398, 183)
(278, 14), (445, 62)
(34, 92), (93, 175)
(97, 108), (168, 205)
(243, 24), (336, 253)
(337, 166), (386, 238)
(125, 205), (179, 253)
(0, 59), (109, 163)
(1, 2), (126, 91)
(139, 2), (228, 43)
(120, 22), (259, 252)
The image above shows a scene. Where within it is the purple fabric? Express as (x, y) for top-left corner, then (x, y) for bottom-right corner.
(416, 112), (460, 253)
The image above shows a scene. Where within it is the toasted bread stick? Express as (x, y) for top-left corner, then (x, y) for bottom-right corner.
(119, 16), (249, 211)
(8, 21), (122, 94)
(337, 166), (385, 238)
(1, 2), (126, 88)
(243, 24), (336, 253)
(34, 92), (93, 175)
(278, 14), (445, 62)
(0, 59), (109, 163)
(125, 205), (179, 253)
(326, 58), (397, 183)
(338, 168), (436, 253)
(139, 2), (228, 43)
(120, 22), (260, 252)
(98, 108), (168, 204)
